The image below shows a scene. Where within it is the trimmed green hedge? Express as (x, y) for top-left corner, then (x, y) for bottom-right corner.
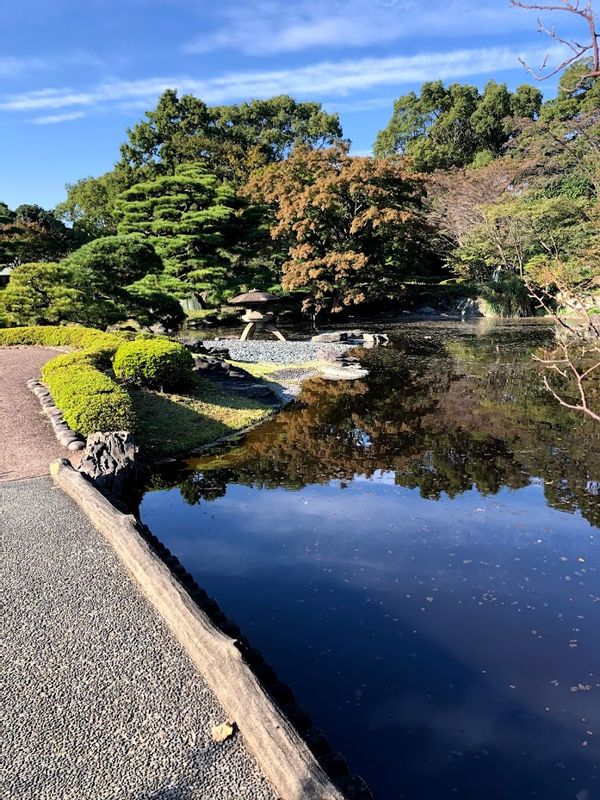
(113, 338), (194, 390)
(41, 357), (136, 434)
(0, 325), (125, 352)
(1, 325), (136, 435)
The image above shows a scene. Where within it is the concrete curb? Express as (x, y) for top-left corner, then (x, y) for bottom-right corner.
(50, 458), (356, 800)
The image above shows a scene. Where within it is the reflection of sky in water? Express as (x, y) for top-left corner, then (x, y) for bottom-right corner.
(142, 474), (600, 800)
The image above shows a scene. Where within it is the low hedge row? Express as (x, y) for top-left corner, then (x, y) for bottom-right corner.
(1, 325), (136, 435)
(41, 357), (136, 434)
(0, 325), (125, 352)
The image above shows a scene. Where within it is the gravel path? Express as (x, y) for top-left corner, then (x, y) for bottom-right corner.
(0, 346), (67, 483)
(205, 339), (352, 365)
(1, 477), (276, 800)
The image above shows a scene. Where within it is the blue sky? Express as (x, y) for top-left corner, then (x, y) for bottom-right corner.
(0, 0), (578, 210)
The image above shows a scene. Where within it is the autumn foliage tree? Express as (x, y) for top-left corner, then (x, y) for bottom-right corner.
(0, 203), (82, 266)
(245, 146), (427, 315)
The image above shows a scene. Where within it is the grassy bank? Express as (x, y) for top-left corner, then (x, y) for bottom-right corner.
(0, 325), (274, 459)
(132, 376), (271, 458)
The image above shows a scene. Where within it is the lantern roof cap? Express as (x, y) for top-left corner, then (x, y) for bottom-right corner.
(230, 289), (279, 305)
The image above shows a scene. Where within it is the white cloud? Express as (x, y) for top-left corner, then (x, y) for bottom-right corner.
(184, 0), (536, 56)
(0, 56), (47, 77)
(0, 50), (106, 78)
(0, 44), (564, 115)
(31, 111), (87, 125)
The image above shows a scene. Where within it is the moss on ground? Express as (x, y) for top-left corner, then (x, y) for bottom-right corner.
(228, 360), (323, 379)
(132, 374), (272, 458)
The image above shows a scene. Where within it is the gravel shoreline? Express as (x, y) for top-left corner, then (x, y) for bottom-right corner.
(203, 338), (353, 365)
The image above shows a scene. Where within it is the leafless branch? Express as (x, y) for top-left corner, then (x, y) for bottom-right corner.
(511, 0), (600, 80)
(527, 278), (600, 421)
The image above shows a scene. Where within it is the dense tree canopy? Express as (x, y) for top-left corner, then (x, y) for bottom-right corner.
(115, 163), (239, 300)
(2, 60), (597, 333)
(246, 145), (428, 314)
(0, 261), (85, 325)
(374, 80), (543, 170)
(0, 234), (179, 329)
(118, 90), (344, 184)
(0, 202), (83, 266)
(55, 171), (127, 238)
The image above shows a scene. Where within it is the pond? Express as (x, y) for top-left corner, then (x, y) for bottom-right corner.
(140, 319), (600, 800)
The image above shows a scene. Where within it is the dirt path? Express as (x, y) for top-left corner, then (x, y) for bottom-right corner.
(0, 346), (69, 483)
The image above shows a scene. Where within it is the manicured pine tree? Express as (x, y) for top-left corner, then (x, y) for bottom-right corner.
(115, 163), (237, 300)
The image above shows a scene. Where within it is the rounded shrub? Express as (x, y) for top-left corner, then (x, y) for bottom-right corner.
(113, 338), (194, 390)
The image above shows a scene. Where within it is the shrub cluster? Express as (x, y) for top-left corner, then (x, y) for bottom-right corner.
(113, 338), (194, 390)
(0, 325), (136, 435)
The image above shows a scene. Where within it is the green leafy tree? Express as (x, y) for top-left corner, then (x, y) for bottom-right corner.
(118, 90), (344, 184)
(61, 234), (166, 327)
(115, 163), (238, 300)
(55, 171), (128, 238)
(0, 203), (82, 265)
(0, 261), (85, 325)
(511, 84), (544, 118)
(0, 202), (15, 265)
(374, 80), (541, 170)
(453, 193), (594, 280)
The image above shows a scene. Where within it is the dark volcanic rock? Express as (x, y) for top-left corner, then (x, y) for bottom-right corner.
(78, 431), (143, 506)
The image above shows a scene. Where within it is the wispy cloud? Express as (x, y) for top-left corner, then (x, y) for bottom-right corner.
(0, 50), (106, 78)
(1, 44), (563, 116)
(32, 111), (87, 125)
(0, 56), (47, 77)
(184, 0), (535, 56)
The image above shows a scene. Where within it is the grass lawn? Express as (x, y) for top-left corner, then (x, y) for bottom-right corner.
(132, 374), (272, 458)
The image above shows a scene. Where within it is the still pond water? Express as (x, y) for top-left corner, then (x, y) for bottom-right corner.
(141, 320), (600, 800)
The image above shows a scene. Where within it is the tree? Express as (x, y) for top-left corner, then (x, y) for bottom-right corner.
(118, 90), (344, 185)
(0, 261), (85, 325)
(245, 145), (427, 315)
(61, 234), (166, 327)
(510, 1), (600, 422)
(510, 1), (600, 80)
(374, 80), (542, 170)
(115, 163), (238, 300)
(55, 171), (127, 238)
(0, 203), (82, 265)
(426, 156), (533, 255)
(453, 193), (594, 280)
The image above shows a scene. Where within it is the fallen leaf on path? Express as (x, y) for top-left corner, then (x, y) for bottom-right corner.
(211, 721), (236, 742)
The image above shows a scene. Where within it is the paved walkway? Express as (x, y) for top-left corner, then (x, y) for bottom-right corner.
(0, 346), (66, 483)
(2, 478), (276, 800)
(1, 347), (276, 799)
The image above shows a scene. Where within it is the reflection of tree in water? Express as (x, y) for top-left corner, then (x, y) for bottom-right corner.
(161, 327), (600, 528)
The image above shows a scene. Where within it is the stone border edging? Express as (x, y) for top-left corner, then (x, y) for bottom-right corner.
(50, 458), (363, 800)
(28, 379), (85, 451)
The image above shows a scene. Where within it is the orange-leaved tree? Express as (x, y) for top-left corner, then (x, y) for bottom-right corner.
(245, 145), (428, 315)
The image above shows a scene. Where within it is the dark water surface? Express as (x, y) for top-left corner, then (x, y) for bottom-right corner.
(141, 320), (600, 800)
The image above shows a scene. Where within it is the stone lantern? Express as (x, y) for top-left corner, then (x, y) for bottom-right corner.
(229, 289), (286, 341)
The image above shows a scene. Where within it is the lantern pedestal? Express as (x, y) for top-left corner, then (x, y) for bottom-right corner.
(240, 310), (286, 342)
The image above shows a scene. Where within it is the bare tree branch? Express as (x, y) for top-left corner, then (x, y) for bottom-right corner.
(511, 0), (600, 79)
(527, 278), (600, 421)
